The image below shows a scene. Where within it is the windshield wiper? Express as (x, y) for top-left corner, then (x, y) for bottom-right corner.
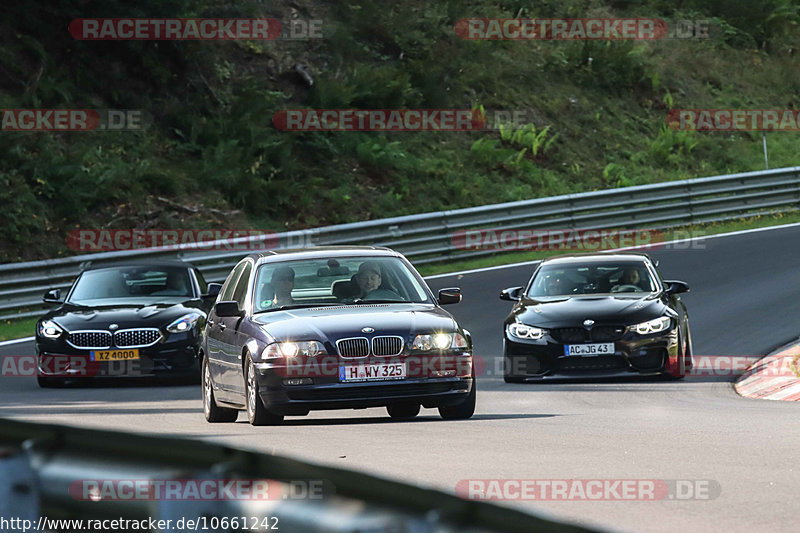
(253, 303), (340, 314)
(350, 299), (408, 304)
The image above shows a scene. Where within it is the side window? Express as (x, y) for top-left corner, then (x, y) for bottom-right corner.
(232, 262), (253, 308)
(193, 268), (208, 295)
(220, 262), (246, 302)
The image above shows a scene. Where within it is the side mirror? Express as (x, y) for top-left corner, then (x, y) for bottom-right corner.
(500, 286), (523, 301)
(204, 283), (222, 299)
(43, 289), (63, 304)
(664, 280), (690, 295)
(437, 287), (462, 305)
(215, 300), (244, 317)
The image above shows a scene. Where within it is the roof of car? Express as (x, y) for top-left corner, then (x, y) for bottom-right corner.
(247, 246), (401, 264)
(541, 252), (653, 264)
(81, 260), (193, 272)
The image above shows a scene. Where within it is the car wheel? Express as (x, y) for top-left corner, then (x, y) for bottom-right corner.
(37, 376), (66, 388)
(665, 332), (687, 380)
(245, 354), (283, 426)
(387, 403), (420, 419)
(684, 323), (694, 370)
(438, 380), (476, 420)
(202, 357), (238, 423)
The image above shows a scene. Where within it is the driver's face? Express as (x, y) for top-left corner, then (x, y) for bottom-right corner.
(358, 271), (381, 293)
(623, 269), (640, 284)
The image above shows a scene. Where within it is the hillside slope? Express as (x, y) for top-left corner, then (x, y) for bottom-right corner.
(2, 0), (800, 261)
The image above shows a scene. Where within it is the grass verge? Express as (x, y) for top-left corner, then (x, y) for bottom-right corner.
(0, 317), (38, 343)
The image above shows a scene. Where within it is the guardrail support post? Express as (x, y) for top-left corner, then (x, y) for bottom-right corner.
(0, 449), (39, 523)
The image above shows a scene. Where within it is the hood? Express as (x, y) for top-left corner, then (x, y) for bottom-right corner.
(254, 303), (458, 343)
(45, 300), (203, 331)
(513, 294), (669, 328)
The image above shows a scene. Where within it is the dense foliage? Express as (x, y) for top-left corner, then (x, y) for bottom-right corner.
(2, 0), (800, 261)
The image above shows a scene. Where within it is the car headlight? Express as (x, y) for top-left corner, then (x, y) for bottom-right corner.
(261, 341), (326, 360)
(508, 323), (545, 340)
(411, 333), (468, 351)
(630, 316), (672, 335)
(38, 319), (64, 339)
(166, 312), (204, 333)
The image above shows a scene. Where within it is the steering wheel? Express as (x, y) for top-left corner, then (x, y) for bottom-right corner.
(611, 284), (642, 293)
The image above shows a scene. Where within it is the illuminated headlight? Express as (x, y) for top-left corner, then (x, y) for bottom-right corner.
(411, 333), (467, 351)
(261, 341), (326, 360)
(630, 316), (672, 335)
(38, 319), (63, 339)
(508, 323), (545, 340)
(166, 312), (204, 333)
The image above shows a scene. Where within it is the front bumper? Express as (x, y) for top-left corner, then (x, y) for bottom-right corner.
(504, 326), (679, 380)
(35, 330), (201, 379)
(253, 354), (473, 415)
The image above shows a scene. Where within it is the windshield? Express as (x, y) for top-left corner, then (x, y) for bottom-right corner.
(252, 256), (432, 312)
(527, 262), (658, 297)
(68, 266), (194, 303)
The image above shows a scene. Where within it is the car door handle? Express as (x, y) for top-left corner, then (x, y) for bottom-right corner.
(207, 318), (214, 326)
(218, 322), (226, 331)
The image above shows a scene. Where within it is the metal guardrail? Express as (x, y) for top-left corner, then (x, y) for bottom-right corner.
(0, 418), (596, 533)
(3, 166), (800, 320)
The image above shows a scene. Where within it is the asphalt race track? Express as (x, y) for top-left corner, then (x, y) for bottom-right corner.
(2, 225), (800, 532)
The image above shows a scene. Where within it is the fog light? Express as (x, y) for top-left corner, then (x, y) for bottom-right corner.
(283, 378), (312, 386)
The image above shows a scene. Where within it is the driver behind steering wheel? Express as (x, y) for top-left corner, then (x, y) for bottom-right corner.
(611, 267), (643, 292)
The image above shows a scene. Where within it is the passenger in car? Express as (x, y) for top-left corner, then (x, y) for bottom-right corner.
(611, 268), (644, 292)
(353, 262), (402, 301)
(257, 266), (296, 309)
(544, 275), (566, 296)
(271, 266), (296, 306)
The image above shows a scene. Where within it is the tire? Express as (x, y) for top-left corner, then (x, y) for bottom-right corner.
(37, 376), (66, 388)
(245, 354), (283, 426)
(438, 380), (476, 420)
(387, 403), (420, 419)
(665, 332), (687, 380)
(202, 357), (238, 423)
(684, 323), (694, 370)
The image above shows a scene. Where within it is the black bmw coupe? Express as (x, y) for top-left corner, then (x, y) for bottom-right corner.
(35, 261), (218, 387)
(500, 253), (693, 382)
(201, 247), (475, 425)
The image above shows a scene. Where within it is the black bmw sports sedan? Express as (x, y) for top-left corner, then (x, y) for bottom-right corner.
(201, 247), (475, 425)
(500, 253), (693, 382)
(35, 261), (218, 387)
